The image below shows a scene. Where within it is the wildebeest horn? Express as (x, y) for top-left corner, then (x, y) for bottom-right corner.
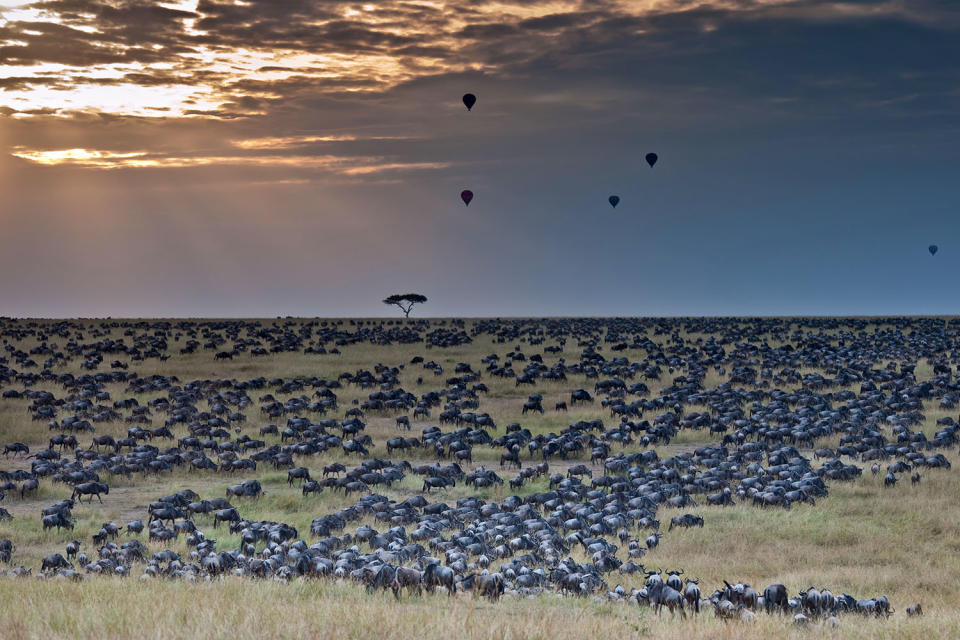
(723, 580), (732, 588)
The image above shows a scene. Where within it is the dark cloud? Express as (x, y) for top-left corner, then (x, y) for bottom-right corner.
(0, 76), (54, 90)
(2, 0), (952, 116)
(518, 11), (602, 31)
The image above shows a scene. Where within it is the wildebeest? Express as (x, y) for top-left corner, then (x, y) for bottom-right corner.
(65, 539), (81, 559)
(668, 514), (704, 530)
(683, 577), (702, 613)
(799, 587), (822, 616)
(422, 476), (452, 493)
(323, 463), (345, 477)
(212, 508), (240, 527)
(473, 573), (505, 601)
(706, 488), (734, 506)
(646, 577), (686, 616)
(570, 389), (593, 405)
(20, 478), (39, 499)
(3, 443), (28, 458)
(366, 564), (397, 593)
(764, 584), (789, 614)
(713, 598), (737, 619)
(42, 500), (74, 517)
(41, 553), (72, 572)
(71, 482), (110, 504)
(226, 480), (262, 499)
(49, 434), (78, 451)
(287, 467), (311, 486)
(645, 533), (661, 550)
(422, 563), (456, 596)
(500, 450), (521, 469)
(521, 400), (543, 415)
(91, 435), (118, 452)
(42, 512), (74, 532)
(391, 566), (422, 599)
(187, 500), (214, 516)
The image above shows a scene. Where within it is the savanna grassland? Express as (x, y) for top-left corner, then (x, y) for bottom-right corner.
(0, 317), (959, 640)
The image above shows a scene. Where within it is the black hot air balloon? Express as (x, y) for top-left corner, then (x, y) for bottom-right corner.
(608, 196), (620, 208)
(645, 153), (658, 167)
(461, 190), (473, 206)
(462, 94), (477, 111)
(929, 245), (938, 256)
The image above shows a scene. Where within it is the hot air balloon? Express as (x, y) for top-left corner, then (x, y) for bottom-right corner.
(645, 153), (658, 167)
(460, 190), (473, 206)
(929, 245), (938, 256)
(462, 93), (477, 111)
(608, 196), (620, 208)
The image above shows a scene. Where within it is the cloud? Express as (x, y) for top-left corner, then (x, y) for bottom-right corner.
(231, 134), (418, 150)
(9, 144), (453, 174)
(3, 0), (951, 118)
(2, 0), (958, 178)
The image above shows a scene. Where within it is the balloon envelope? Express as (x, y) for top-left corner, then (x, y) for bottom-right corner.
(462, 93), (477, 111)
(460, 190), (473, 206)
(608, 195), (620, 208)
(645, 153), (658, 167)
(929, 245), (938, 256)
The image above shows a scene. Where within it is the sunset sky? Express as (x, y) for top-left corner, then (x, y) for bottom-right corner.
(1, 0), (958, 317)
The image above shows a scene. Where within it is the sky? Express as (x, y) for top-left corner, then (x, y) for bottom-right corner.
(0, 0), (959, 318)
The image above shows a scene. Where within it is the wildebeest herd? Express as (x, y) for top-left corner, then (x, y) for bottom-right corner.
(0, 316), (950, 628)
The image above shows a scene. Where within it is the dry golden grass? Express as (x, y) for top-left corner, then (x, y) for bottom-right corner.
(0, 318), (957, 639)
(0, 575), (954, 640)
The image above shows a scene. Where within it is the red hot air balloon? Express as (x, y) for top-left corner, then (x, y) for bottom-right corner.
(462, 94), (477, 111)
(460, 190), (473, 206)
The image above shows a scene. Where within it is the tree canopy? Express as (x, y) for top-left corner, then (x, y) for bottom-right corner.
(383, 293), (428, 317)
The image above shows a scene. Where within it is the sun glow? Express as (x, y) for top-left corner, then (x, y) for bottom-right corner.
(11, 145), (453, 173)
(10, 147), (148, 166)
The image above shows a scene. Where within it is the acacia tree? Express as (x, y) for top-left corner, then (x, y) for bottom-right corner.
(383, 293), (428, 318)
